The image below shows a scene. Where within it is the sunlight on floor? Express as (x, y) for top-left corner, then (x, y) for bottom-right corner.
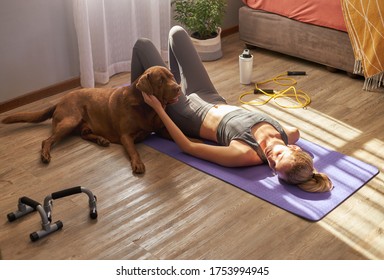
(355, 138), (384, 168)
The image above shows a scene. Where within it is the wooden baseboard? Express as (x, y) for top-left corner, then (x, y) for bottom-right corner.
(221, 25), (239, 38)
(0, 77), (80, 113)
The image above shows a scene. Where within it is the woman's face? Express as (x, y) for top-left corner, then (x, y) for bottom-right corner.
(265, 144), (302, 180)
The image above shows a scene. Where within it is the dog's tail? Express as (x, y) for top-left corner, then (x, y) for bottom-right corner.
(2, 105), (56, 124)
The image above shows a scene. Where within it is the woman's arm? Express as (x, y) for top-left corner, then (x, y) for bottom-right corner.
(142, 93), (261, 167)
(142, 92), (198, 155)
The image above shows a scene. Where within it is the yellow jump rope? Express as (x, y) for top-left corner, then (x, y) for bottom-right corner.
(238, 71), (311, 109)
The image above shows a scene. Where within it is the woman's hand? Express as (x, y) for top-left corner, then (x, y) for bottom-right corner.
(142, 92), (165, 112)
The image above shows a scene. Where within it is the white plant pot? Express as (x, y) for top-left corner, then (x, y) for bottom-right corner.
(190, 28), (223, 61)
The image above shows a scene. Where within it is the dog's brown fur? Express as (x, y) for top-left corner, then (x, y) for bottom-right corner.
(2, 66), (181, 174)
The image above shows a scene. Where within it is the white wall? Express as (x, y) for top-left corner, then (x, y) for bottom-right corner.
(0, 0), (243, 104)
(222, 0), (244, 30)
(0, 0), (79, 103)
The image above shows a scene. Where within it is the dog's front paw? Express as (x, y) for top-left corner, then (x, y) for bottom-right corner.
(131, 160), (145, 174)
(41, 151), (51, 164)
(97, 137), (110, 147)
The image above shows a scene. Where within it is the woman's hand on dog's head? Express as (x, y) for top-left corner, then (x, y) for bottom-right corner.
(142, 92), (165, 112)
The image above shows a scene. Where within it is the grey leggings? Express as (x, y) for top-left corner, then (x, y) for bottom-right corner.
(131, 25), (226, 138)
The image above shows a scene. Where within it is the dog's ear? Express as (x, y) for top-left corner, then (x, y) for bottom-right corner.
(136, 73), (153, 95)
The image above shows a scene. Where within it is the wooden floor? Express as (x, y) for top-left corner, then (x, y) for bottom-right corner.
(1, 33), (383, 260)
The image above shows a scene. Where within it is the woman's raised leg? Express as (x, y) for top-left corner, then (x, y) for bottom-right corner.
(131, 38), (167, 83)
(168, 26), (225, 103)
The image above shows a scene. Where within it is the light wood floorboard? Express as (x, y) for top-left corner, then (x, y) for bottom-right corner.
(1, 33), (383, 260)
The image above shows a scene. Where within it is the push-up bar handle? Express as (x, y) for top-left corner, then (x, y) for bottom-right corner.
(51, 186), (82, 200)
(6, 197), (37, 222)
(44, 186), (98, 221)
(7, 186), (98, 242)
(20, 196), (41, 210)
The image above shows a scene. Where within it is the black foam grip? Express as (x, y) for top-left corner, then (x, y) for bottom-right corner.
(51, 186), (82, 200)
(30, 221), (63, 242)
(90, 210), (98, 220)
(55, 220), (64, 230)
(287, 71), (306, 76)
(20, 197), (41, 209)
(7, 212), (16, 222)
(30, 232), (40, 242)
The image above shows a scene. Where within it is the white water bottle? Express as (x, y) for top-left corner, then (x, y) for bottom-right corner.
(239, 49), (253, 84)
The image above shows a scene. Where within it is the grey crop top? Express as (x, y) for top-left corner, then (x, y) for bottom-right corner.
(216, 109), (288, 162)
(166, 93), (221, 138)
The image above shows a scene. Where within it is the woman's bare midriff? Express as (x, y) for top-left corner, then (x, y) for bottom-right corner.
(199, 104), (238, 141)
(199, 104), (294, 146)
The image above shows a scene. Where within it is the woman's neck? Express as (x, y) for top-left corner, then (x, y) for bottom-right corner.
(253, 123), (285, 150)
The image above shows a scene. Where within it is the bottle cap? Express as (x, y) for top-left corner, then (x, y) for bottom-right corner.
(241, 49), (252, 58)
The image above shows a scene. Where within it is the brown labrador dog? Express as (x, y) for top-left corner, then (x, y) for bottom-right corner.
(2, 66), (181, 174)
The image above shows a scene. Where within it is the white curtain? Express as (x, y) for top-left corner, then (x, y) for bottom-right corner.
(73, 0), (171, 88)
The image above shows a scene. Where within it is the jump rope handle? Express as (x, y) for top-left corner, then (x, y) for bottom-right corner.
(287, 71), (306, 76)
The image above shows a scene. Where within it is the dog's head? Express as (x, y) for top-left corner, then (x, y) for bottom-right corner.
(136, 66), (181, 106)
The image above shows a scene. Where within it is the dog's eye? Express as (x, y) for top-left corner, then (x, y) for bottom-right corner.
(159, 77), (164, 86)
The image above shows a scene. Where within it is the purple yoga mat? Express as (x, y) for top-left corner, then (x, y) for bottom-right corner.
(143, 134), (379, 221)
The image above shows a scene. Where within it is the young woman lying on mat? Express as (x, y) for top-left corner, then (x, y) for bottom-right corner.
(133, 25), (333, 193)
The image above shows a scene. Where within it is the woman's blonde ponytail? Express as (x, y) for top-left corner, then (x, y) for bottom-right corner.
(297, 172), (333, 193)
(284, 150), (333, 193)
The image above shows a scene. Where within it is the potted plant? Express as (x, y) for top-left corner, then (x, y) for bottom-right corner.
(172, 0), (227, 61)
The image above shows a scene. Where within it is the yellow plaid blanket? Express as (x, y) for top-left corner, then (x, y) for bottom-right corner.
(341, 0), (384, 90)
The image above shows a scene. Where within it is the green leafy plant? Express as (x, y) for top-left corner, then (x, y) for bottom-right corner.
(172, 0), (227, 40)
